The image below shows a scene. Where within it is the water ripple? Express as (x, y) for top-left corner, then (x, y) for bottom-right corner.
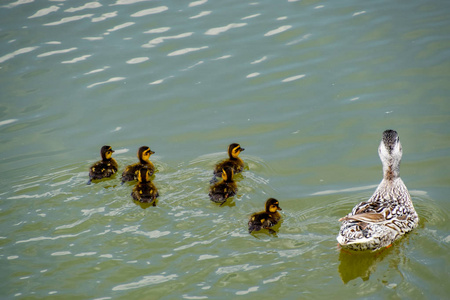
(190, 11), (211, 19)
(62, 55), (92, 64)
(205, 23), (247, 35)
(28, 5), (60, 19)
(106, 22), (135, 33)
(112, 274), (178, 291)
(92, 11), (118, 22)
(168, 46), (208, 57)
(44, 14), (94, 26)
(142, 32), (193, 48)
(0, 46), (39, 63)
(37, 47), (78, 58)
(130, 6), (168, 17)
(189, 0), (207, 7)
(264, 25), (292, 37)
(65, 2), (102, 13)
(87, 77), (126, 88)
(15, 230), (91, 244)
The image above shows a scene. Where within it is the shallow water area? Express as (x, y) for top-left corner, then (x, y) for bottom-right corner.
(1, 0), (450, 299)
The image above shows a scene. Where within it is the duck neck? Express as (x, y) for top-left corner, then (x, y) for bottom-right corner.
(224, 178), (233, 183)
(383, 161), (400, 181)
(139, 157), (149, 164)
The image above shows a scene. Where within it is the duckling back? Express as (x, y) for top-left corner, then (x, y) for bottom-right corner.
(121, 146), (155, 184)
(209, 168), (237, 205)
(213, 143), (245, 178)
(88, 145), (118, 184)
(131, 182), (159, 205)
(131, 167), (159, 205)
(248, 198), (282, 233)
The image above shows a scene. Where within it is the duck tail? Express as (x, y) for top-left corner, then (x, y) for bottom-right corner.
(248, 223), (260, 234)
(209, 175), (218, 185)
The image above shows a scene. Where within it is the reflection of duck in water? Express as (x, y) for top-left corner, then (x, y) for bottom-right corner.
(131, 167), (159, 206)
(209, 168), (237, 206)
(88, 145), (118, 184)
(121, 146), (155, 184)
(338, 246), (392, 283)
(337, 130), (419, 251)
(213, 143), (245, 179)
(248, 198), (282, 234)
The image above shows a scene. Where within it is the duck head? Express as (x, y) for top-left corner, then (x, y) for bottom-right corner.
(228, 143), (244, 159)
(101, 145), (114, 160)
(138, 146), (154, 164)
(265, 198), (282, 213)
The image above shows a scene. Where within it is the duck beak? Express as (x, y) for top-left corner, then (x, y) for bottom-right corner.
(240, 147), (245, 152)
(278, 206), (282, 211)
(150, 150), (155, 155)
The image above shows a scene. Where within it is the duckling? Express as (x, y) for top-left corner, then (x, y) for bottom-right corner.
(213, 143), (245, 179)
(131, 167), (159, 205)
(121, 146), (155, 184)
(337, 130), (419, 251)
(88, 145), (118, 184)
(209, 167), (237, 206)
(248, 198), (282, 234)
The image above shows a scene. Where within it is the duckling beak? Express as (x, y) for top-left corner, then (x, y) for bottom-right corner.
(277, 205), (282, 211)
(240, 147), (245, 152)
(111, 149), (115, 153)
(150, 150), (155, 154)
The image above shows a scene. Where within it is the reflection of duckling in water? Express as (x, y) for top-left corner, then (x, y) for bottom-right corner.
(337, 129), (419, 251)
(131, 167), (159, 206)
(88, 145), (118, 184)
(209, 168), (237, 206)
(212, 143), (245, 180)
(248, 198), (282, 234)
(121, 146), (155, 184)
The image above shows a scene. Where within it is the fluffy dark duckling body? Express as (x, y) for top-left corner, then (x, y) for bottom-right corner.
(213, 143), (245, 178)
(209, 168), (237, 206)
(248, 198), (282, 234)
(88, 145), (118, 184)
(121, 146), (155, 184)
(131, 167), (159, 205)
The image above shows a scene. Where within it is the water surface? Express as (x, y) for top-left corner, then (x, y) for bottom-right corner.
(1, 0), (449, 299)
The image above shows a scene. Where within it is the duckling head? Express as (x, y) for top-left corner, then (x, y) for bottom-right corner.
(228, 143), (245, 159)
(138, 146), (154, 163)
(221, 167), (234, 182)
(137, 167), (151, 183)
(265, 198), (282, 213)
(378, 129), (402, 179)
(101, 145), (114, 160)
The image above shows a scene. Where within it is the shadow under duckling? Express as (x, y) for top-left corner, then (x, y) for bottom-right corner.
(121, 146), (155, 184)
(88, 145), (118, 185)
(248, 198), (282, 234)
(211, 143), (245, 183)
(209, 167), (237, 206)
(131, 167), (159, 206)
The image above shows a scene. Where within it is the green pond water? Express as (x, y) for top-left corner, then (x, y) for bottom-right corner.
(1, 0), (449, 299)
